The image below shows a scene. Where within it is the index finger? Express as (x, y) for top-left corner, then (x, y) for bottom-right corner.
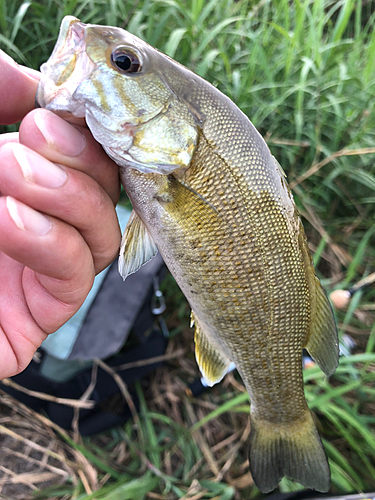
(0, 50), (40, 125)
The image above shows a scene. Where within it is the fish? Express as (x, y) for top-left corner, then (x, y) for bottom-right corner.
(36, 16), (339, 493)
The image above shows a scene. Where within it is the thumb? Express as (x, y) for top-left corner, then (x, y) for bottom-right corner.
(0, 50), (40, 125)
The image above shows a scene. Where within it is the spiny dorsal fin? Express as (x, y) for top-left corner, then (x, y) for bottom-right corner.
(192, 311), (231, 387)
(118, 210), (158, 280)
(304, 276), (339, 376)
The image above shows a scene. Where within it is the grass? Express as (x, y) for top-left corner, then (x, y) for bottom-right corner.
(0, 0), (375, 498)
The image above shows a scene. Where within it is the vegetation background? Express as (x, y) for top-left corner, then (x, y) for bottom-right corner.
(0, 0), (374, 498)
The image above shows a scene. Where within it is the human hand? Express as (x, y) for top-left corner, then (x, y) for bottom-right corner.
(0, 50), (121, 379)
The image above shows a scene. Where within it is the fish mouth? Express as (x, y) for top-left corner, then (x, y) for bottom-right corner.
(36, 16), (95, 116)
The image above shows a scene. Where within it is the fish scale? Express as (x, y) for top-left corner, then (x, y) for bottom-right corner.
(181, 132), (309, 414)
(37, 16), (339, 493)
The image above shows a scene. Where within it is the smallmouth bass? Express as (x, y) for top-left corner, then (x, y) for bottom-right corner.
(37, 16), (339, 493)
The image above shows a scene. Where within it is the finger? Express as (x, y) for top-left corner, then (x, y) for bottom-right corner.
(0, 132), (19, 148)
(19, 109), (121, 204)
(0, 142), (121, 273)
(0, 254), (48, 378)
(0, 50), (40, 125)
(0, 196), (94, 333)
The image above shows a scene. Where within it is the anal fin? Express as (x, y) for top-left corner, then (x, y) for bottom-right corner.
(192, 311), (231, 387)
(118, 210), (158, 280)
(305, 276), (339, 376)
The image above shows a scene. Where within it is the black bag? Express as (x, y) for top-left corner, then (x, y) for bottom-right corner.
(1, 254), (168, 435)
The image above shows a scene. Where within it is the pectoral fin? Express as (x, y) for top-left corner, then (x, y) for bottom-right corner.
(304, 276), (339, 376)
(118, 210), (158, 280)
(192, 311), (231, 386)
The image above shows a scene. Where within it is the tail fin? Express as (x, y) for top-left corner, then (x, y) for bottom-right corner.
(249, 411), (330, 493)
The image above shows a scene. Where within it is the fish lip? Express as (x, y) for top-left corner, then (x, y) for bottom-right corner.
(36, 16), (95, 116)
(52, 16), (86, 62)
(69, 20), (86, 43)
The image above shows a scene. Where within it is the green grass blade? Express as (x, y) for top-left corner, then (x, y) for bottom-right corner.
(330, 0), (355, 44)
(10, 1), (31, 43)
(0, 32), (28, 63)
(164, 27), (186, 58)
(136, 381), (161, 469)
(190, 392), (249, 432)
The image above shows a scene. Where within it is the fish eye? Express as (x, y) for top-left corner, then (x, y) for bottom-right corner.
(110, 48), (141, 73)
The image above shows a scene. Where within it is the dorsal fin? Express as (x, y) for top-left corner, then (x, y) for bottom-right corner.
(304, 276), (339, 376)
(298, 226), (339, 376)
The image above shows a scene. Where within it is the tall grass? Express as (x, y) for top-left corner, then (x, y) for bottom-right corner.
(0, 0), (374, 498)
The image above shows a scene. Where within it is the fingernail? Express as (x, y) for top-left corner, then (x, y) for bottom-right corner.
(6, 196), (51, 236)
(34, 109), (86, 157)
(12, 144), (67, 188)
